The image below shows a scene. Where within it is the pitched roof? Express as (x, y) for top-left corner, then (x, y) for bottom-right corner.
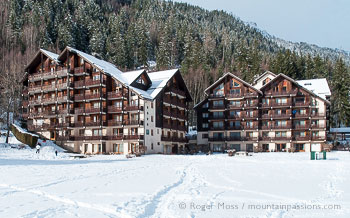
(296, 78), (331, 100)
(253, 71), (277, 83)
(55, 47), (191, 101)
(204, 72), (263, 95)
(40, 49), (59, 62)
(260, 73), (331, 104)
(122, 69), (146, 85)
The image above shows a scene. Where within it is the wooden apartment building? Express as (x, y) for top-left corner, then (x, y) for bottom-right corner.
(194, 71), (331, 152)
(21, 47), (192, 154)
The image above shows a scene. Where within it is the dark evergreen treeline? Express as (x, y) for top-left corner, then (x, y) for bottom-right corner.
(1, 0), (350, 127)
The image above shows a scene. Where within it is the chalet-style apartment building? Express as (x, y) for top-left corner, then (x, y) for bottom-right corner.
(21, 47), (192, 155)
(194, 71), (331, 152)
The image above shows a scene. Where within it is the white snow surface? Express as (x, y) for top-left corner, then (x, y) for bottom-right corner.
(296, 78), (331, 100)
(40, 49), (59, 62)
(0, 150), (349, 218)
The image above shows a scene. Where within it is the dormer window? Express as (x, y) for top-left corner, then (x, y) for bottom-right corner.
(136, 77), (145, 85)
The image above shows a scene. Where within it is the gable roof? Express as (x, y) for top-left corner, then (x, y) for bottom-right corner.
(123, 69), (146, 85)
(260, 73), (331, 104)
(296, 78), (331, 100)
(204, 72), (263, 95)
(253, 71), (277, 83)
(55, 47), (192, 101)
(25, 49), (60, 72)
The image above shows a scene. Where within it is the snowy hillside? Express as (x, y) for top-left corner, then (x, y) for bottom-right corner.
(0, 150), (349, 217)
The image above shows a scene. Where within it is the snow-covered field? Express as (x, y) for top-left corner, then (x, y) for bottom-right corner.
(0, 143), (349, 218)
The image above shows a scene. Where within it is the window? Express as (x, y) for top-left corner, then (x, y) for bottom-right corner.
(113, 128), (123, 135)
(136, 77), (145, 85)
(93, 129), (102, 136)
(151, 143), (154, 150)
(146, 129), (149, 135)
(202, 113), (209, 118)
(202, 123), (209, 128)
(114, 101), (122, 108)
(151, 116), (154, 122)
(213, 83), (224, 96)
(151, 129), (153, 136)
(230, 132), (240, 138)
(79, 129), (85, 136)
(275, 131), (287, 137)
(93, 102), (100, 108)
(229, 100), (240, 107)
(230, 80), (240, 88)
(276, 98), (287, 104)
(275, 120), (287, 127)
(151, 102), (153, 108)
(213, 121), (224, 128)
(202, 134), (208, 139)
(213, 132), (224, 139)
(113, 144), (123, 153)
(93, 74), (100, 81)
(229, 89), (241, 95)
(203, 102), (209, 108)
(213, 111), (224, 118)
(213, 100), (224, 107)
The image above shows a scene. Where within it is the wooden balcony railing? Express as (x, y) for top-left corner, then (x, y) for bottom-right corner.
(293, 136), (310, 141)
(124, 106), (139, 111)
(265, 89), (298, 96)
(108, 106), (123, 113)
(56, 69), (68, 77)
(170, 88), (186, 97)
(107, 92), (125, 99)
(107, 135), (124, 140)
(108, 120), (123, 126)
(123, 135), (144, 140)
(85, 121), (107, 127)
(85, 107), (106, 114)
(208, 137), (226, 141)
(293, 102), (311, 107)
(85, 79), (105, 87)
(293, 124), (309, 130)
(227, 125), (242, 130)
(209, 94), (225, 98)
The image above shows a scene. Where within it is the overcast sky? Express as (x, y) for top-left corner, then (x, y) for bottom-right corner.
(174, 0), (350, 51)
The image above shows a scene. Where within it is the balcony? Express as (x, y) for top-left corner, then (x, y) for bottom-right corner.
(74, 108), (84, 114)
(41, 72), (56, 80)
(42, 98), (56, 105)
(124, 120), (144, 126)
(85, 121), (107, 127)
(293, 113), (310, 118)
(107, 135), (123, 140)
(56, 83), (72, 90)
(42, 110), (57, 116)
(243, 101), (259, 108)
(273, 136), (291, 141)
(265, 89), (298, 97)
(311, 136), (326, 141)
(41, 84), (56, 92)
(108, 106), (122, 113)
(85, 93), (106, 100)
(226, 93), (242, 98)
(57, 109), (74, 115)
(208, 137), (225, 142)
(108, 120), (123, 126)
(124, 135), (144, 140)
(293, 102), (310, 107)
(243, 92), (259, 98)
(74, 136), (107, 141)
(85, 107), (106, 114)
(227, 104), (241, 109)
(56, 69), (68, 77)
(270, 101), (292, 107)
(210, 105), (225, 110)
(163, 122), (172, 129)
(73, 67), (85, 75)
(56, 96), (70, 103)
(243, 125), (258, 130)
(259, 136), (272, 141)
(226, 136), (242, 141)
(271, 114), (292, 119)
(124, 106), (139, 111)
(56, 123), (74, 128)
(293, 125), (309, 130)
(211, 126), (225, 130)
(310, 113), (326, 118)
(74, 80), (85, 88)
(56, 136), (75, 141)
(244, 136), (259, 141)
(169, 88), (186, 97)
(227, 125), (241, 130)
(310, 124), (326, 129)
(108, 92), (125, 99)
(85, 79), (105, 87)
(28, 73), (42, 81)
(293, 136), (310, 141)
(161, 136), (187, 142)
(271, 124), (292, 129)
(209, 94), (225, 99)
(209, 115), (225, 120)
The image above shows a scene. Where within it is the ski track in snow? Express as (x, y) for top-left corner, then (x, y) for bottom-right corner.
(0, 183), (132, 218)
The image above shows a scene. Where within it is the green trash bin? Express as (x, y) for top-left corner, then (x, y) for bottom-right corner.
(323, 151), (326, 160)
(311, 151), (316, 160)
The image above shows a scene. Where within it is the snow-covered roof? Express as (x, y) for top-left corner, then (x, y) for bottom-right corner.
(205, 72), (263, 95)
(296, 78), (331, 100)
(146, 69), (179, 99)
(122, 69), (145, 85)
(40, 49), (59, 62)
(330, 127), (350, 133)
(253, 71), (277, 83)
